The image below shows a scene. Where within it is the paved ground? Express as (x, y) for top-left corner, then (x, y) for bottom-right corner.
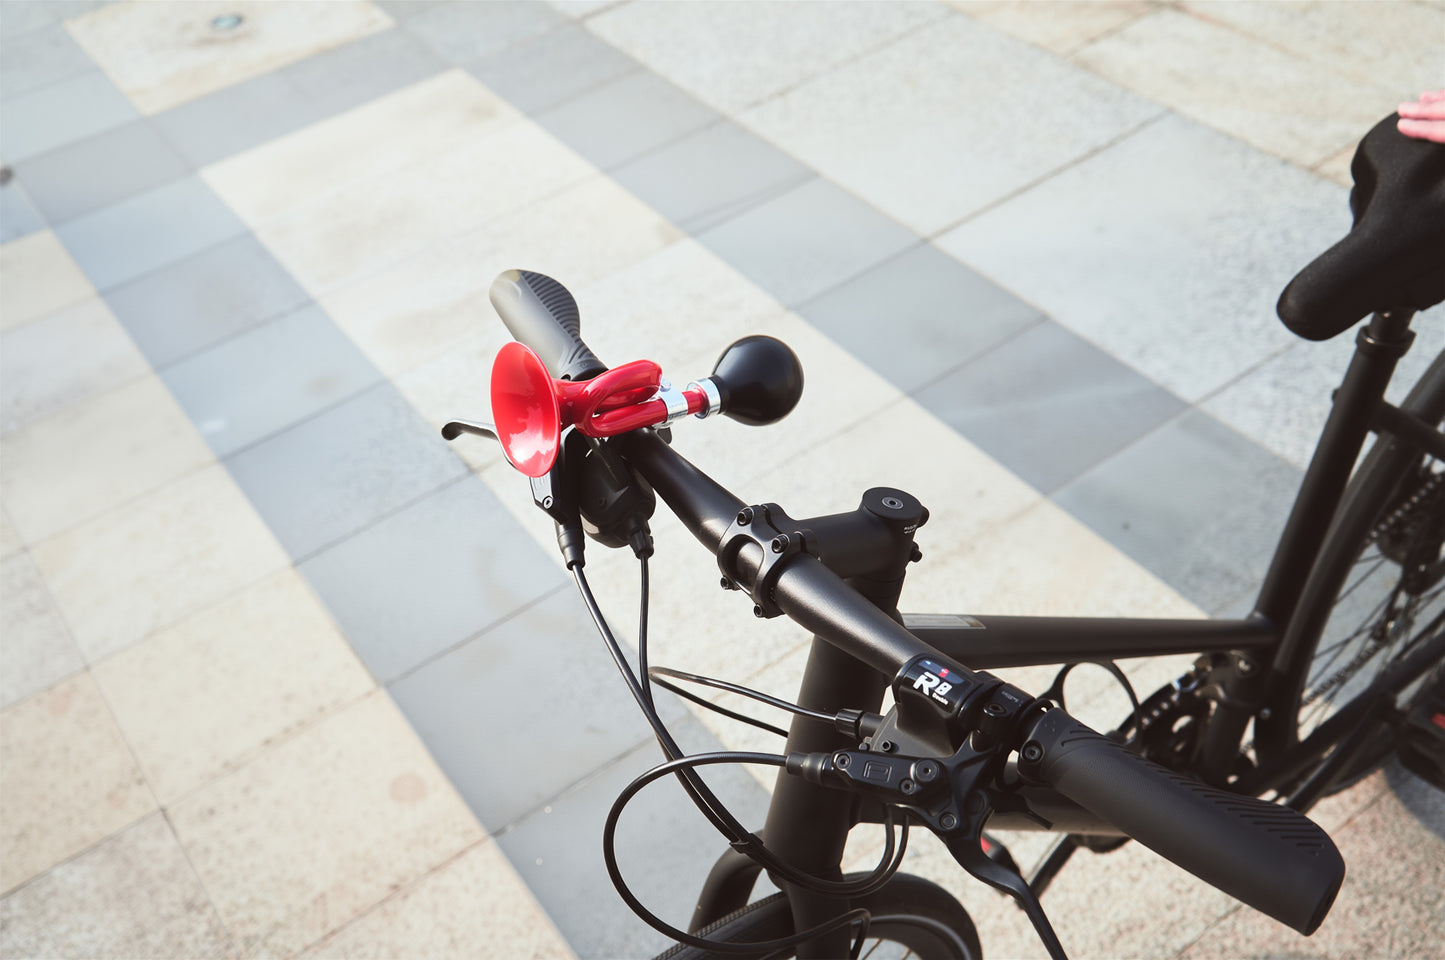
(1, 1), (1442, 958)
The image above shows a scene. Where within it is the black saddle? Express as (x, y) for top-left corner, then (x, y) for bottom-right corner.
(1277, 114), (1445, 341)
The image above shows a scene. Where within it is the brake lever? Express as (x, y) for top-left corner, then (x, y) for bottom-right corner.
(441, 419), (501, 443)
(789, 738), (1069, 960)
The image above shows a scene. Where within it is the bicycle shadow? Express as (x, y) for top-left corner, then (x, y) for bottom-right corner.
(1385, 756), (1445, 840)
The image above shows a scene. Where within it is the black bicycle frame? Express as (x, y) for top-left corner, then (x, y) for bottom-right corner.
(679, 308), (1443, 956)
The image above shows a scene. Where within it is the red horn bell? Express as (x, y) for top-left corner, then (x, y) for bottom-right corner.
(490, 342), (670, 477)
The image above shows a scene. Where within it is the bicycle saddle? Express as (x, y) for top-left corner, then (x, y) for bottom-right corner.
(1277, 114), (1445, 341)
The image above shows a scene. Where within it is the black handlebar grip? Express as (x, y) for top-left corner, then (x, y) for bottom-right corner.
(489, 270), (607, 381)
(1017, 708), (1345, 935)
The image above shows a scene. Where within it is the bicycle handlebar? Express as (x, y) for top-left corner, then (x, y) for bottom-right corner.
(487, 269), (1347, 937)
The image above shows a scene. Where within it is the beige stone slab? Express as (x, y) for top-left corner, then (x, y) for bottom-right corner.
(1074, 8), (1402, 167)
(0, 671), (156, 895)
(0, 813), (233, 960)
(0, 295), (149, 434)
(320, 172), (682, 380)
(1182, 0), (1445, 98)
(0, 230), (95, 332)
(1, 375), (215, 545)
(168, 690), (484, 958)
(572, 238), (789, 375)
(65, 0), (394, 115)
(0, 505), (20, 560)
(1315, 140), (1359, 187)
(251, 120), (597, 294)
(739, 14), (1162, 235)
(0, 551), (84, 709)
(298, 839), (573, 960)
(204, 70), (517, 225)
(949, 0), (1153, 55)
(1179, 769), (1445, 959)
(29, 463), (289, 662)
(587, 0), (945, 112)
(92, 569), (375, 805)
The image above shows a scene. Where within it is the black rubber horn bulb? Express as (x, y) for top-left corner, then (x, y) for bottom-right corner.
(711, 336), (804, 426)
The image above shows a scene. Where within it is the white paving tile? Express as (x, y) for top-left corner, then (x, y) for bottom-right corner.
(1074, 7), (1403, 168)
(0, 230), (95, 332)
(65, 0), (394, 115)
(948, 0), (1152, 55)
(0, 551), (84, 709)
(740, 14), (1163, 235)
(587, 0), (945, 112)
(937, 113), (1350, 401)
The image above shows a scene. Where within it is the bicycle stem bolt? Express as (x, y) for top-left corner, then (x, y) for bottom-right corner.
(1021, 741), (1044, 763)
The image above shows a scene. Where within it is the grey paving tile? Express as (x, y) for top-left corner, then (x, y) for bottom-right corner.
(0, 1), (107, 40)
(303, 477), (566, 683)
(1053, 409), (1304, 613)
(12, 122), (191, 225)
(103, 235), (310, 368)
(466, 21), (639, 114)
(225, 383), (468, 559)
(534, 70), (720, 171)
(494, 716), (772, 960)
(610, 120), (813, 234)
(915, 320), (1187, 493)
(161, 304), (383, 458)
(0, 71), (137, 163)
(0, 23), (94, 100)
(150, 72), (319, 170)
(405, 0), (563, 63)
(0, 178), (45, 243)
(797, 242), (1047, 394)
(53, 177), (247, 292)
(697, 177), (918, 307)
(388, 584), (693, 827)
(374, 0), (456, 20)
(282, 27), (446, 119)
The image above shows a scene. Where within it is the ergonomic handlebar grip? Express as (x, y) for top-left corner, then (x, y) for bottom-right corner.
(1016, 708), (1345, 935)
(489, 270), (607, 382)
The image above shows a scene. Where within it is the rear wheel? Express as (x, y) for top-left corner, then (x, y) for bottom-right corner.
(1291, 351), (1445, 787)
(654, 873), (981, 960)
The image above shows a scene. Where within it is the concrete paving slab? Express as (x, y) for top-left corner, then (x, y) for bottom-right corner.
(11, 121), (191, 225)
(0, 814), (232, 960)
(466, 20), (638, 114)
(161, 303), (382, 458)
(102, 234), (311, 369)
(610, 119), (813, 234)
(1054, 409), (1303, 616)
(0, 295), (148, 433)
(224, 382), (467, 559)
(0, 69), (137, 163)
(937, 113), (1345, 402)
(0, 231), (94, 333)
(534, 69), (720, 171)
(0, 22), (94, 100)
(739, 13), (1163, 236)
(797, 241), (1045, 395)
(915, 319), (1186, 493)
(0, 551), (84, 709)
(55, 176), (247, 292)
(298, 475), (565, 683)
(0, 179), (46, 244)
(404, 0), (563, 64)
(696, 178), (916, 308)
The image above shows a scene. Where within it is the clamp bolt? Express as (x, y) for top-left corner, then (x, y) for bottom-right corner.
(1021, 742), (1043, 763)
(834, 752), (851, 769)
(984, 702), (1006, 717)
(737, 508), (754, 525)
(720, 577), (735, 591)
(878, 739), (894, 753)
(771, 534), (789, 553)
(940, 813), (958, 830)
(900, 779), (917, 795)
(753, 604), (765, 618)
(914, 760), (939, 782)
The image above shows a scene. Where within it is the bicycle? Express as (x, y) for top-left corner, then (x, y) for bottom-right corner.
(442, 113), (1444, 959)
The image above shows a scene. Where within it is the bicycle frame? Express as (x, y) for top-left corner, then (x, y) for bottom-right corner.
(677, 307), (1445, 956)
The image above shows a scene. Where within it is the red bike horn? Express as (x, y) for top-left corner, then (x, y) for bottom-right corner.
(491, 342), (707, 477)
